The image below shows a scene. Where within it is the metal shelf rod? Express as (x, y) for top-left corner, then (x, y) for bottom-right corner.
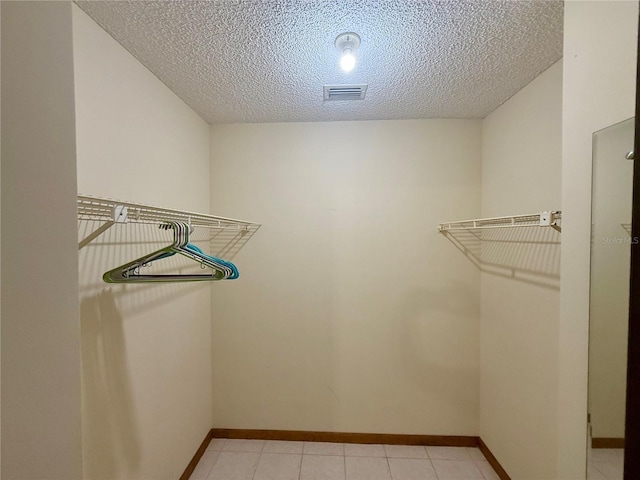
(441, 224), (551, 231)
(438, 211), (561, 233)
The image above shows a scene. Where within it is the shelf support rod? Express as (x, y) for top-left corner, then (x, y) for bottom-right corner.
(79, 221), (115, 250)
(78, 204), (129, 250)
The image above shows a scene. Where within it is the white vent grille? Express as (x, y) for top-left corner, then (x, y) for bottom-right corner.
(323, 84), (368, 101)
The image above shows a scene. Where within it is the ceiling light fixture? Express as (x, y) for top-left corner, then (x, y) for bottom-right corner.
(335, 32), (360, 73)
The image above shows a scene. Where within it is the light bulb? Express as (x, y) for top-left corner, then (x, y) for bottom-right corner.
(340, 49), (356, 73)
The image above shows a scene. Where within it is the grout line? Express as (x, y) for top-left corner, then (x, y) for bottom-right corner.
(476, 457), (487, 480)
(250, 450), (260, 480)
(342, 451), (347, 480)
(384, 454), (393, 480)
(341, 440), (346, 479)
(207, 451), (220, 479)
(422, 446), (442, 480)
(429, 457), (441, 480)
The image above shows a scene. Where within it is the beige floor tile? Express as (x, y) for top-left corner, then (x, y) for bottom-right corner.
(387, 458), (438, 480)
(591, 461), (623, 480)
(465, 447), (486, 462)
(222, 439), (266, 452)
(207, 451), (260, 480)
(300, 454), (346, 480)
(190, 451), (219, 480)
(384, 445), (428, 459)
(426, 446), (472, 461)
(303, 442), (345, 456)
(474, 460), (500, 480)
(587, 464), (607, 480)
(253, 453), (302, 480)
(431, 459), (484, 480)
(263, 440), (305, 454)
(345, 456), (391, 480)
(344, 443), (386, 457)
(207, 439), (227, 452)
(590, 449), (624, 464)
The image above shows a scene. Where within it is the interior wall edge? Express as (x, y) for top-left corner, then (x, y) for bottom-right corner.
(479, 56), (562, 479)
(1, 1), (83, 478)
(179, 429), (214, 480)
(73, 3), (213, 478)
(559, 2), (638, 478)
(477, 438), (512, 480)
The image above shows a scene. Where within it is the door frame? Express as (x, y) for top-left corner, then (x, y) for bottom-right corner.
(624, 9), (640, 479)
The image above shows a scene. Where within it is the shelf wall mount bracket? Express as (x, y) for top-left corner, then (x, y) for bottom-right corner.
(78, 204), (129, 250)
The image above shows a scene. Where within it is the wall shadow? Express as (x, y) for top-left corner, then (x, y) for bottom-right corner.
(78, 220), (260, 316)
(79, 218), (250, 476)
(80, 290), (141, 478)
(440, 226), (561, 290)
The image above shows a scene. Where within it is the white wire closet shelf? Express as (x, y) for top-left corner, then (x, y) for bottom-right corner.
(438, 211), (562, 233)
(78, 194), (261, 249)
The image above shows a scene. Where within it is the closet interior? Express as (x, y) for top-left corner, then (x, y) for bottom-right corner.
(1, 2), (638, 480)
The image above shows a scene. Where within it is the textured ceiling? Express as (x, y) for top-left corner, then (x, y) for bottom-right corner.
(76, 0), (564, 124)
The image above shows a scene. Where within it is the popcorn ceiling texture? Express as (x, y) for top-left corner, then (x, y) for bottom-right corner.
(76, 0), (563, 124)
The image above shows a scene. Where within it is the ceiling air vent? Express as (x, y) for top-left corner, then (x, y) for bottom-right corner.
(323, 84), (368, 101)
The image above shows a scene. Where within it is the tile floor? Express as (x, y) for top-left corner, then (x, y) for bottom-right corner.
(190, 439), (501, 480)
(588, 449), (624, 480)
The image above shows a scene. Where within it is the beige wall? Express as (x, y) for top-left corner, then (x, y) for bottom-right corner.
(73, 5), (212, 479)
(560, 2), (638, 478)
(480, 60), (563, 480)
(209, 119), (482, 435)
(589, 118), (634, 440)
(1, 2), (82, 478)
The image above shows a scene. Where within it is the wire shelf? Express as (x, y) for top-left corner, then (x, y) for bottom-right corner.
(78, 194), (261, 249)
(438, 211), (561, 233)
(78, 195), (259, 229)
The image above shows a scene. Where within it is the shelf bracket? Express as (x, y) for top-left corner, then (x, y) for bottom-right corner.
(541, 211), (562, 232)
(78, 205), (128, 250)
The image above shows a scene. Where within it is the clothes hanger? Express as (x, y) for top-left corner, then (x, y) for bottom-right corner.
(182, 243), (239, 279)
(102, 221), (238, 283)
(168, 223), (239, 279)
(166, 223), (239, 279)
